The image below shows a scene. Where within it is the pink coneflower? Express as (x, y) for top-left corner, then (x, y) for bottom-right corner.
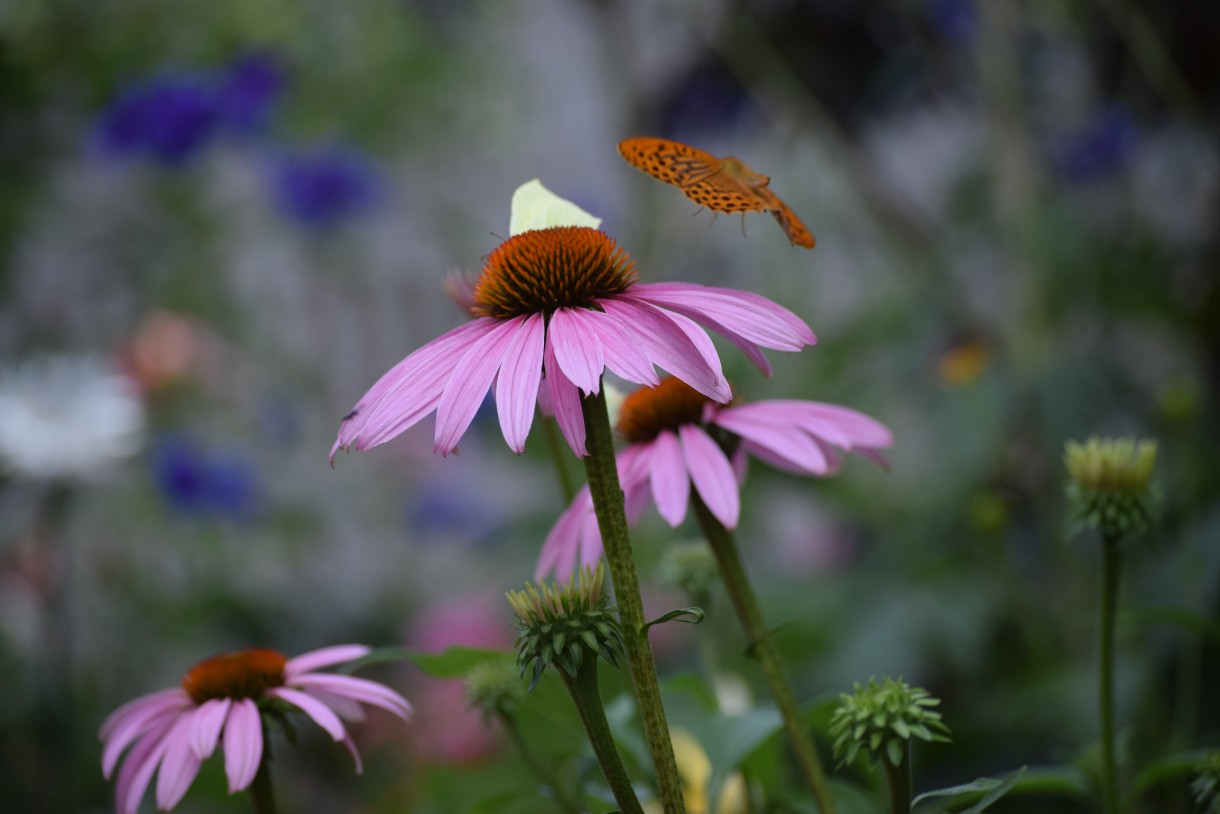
(331, 223), (814, 460)
(99, 645), (412, 814)
(537, 378), (892, 577)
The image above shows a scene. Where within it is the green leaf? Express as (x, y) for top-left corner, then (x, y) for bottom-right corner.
(641, 606), (705, 633)
(1131, 748), (1215, 797)
(357, 646), (511, 679)
(912, 767), (1028, 813)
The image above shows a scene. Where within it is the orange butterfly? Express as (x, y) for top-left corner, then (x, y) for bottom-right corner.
(617, 137), (815, 249)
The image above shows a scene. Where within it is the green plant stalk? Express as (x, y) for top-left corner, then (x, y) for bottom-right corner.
(1099, 533), (1122, 814)
(692, 495), (838, 814)
(248, 749), (277, 814)
(580, 388), (685, 814)
(542, 416), (578, 504)
(499, 709), (584, 814)
(881, 744), (912, 814)
(560, 658), (646, 814)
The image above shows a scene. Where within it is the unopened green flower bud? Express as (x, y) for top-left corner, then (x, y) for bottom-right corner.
(657, 540), (718, 605)
(1192, 752), (1220, 814)
(1064, 437), (1158, 541)
(507, 562), (625, 689)
(464, 658), (526, 721)
(829, 677), (951, 769)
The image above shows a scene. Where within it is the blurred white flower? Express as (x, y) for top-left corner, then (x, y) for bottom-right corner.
(0, 355), (145, 480)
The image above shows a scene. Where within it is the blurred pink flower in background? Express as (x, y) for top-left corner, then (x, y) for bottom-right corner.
(99, 645), (411, 814)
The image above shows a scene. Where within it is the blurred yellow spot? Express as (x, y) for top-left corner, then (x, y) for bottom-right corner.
(937, 341), (988, 386)
(644, 729), (748, 814)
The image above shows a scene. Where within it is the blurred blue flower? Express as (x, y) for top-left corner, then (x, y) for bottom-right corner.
(270, 144), (379, 228)
(659, 62), (755, 142)
(92, 73), (221, 164)
(925, 0), (975, 44)
(217, 51), (286, 133)
(151, 434), (259, 521)
(1053, 107), (1138, 183)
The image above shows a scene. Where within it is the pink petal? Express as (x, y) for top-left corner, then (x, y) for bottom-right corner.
(290, 674), (413, 719)
(114, 719), (176, 814)
(189, 697), (231, 759)
(680, 424), (740, 529)
(647, 432), (691, 527)
(537, 489), (593, 579)
(585, 309), (660, 386)
(268, 687), (348, 741)
(549, 308), (606, 396)
(599, 298), (729, 402)
(495, 312), (546, 453)
(434, 317), (523, 455)
(341, 734), (365, 774)
(156, 713), (205, 811)
(732, 447), (749, 485)
(101, 690), (193, 778)
(633, 282), (816, 349)
(332, 319), (494, 459)
(223, 699), (263, 793)
(713, 410), (832, 475)
(300, 687), (366, 722)
(284, 645), (372, 679)
(543, 339), (587, 456)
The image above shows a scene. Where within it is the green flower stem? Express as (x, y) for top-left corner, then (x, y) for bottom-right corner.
(248, 750), (277, 814)
(560, 658), (646, 814)
(692, 495), (838, 814)
(499, 711), (584, 814)
(543, 416), (578, 504)
(881, 745), (912, 814)
(1099, 533), (1122, 814)
(580, 388), (685, 814)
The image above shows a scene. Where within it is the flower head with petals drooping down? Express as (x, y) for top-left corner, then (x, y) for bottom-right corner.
(537, 377), (892, 578)
(99, 645), (412, 814)
(332, 180), (815, 461)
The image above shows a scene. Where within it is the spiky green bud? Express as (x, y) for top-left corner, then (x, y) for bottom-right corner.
(507, 562), (625, 689)
(1192, 752), (1220, 814)
(1064, 437), (1158, 541)
(464, 658), (526, 721)
(829, 677), (951, 769)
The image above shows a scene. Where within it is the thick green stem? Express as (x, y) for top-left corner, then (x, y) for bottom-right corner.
(1099, 534), (1122, 814)
(881, 746), (912, 814)
(692, 495), (838, 814)
(248, 751), (277, 814)
(499, 711), (584, 814)
(580, 388), (685, 814)
(561, 660), (646, 814)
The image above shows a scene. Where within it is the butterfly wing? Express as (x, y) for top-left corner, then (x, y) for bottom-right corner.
(618, 137), (723, 188)
(683, 172), (772, 214)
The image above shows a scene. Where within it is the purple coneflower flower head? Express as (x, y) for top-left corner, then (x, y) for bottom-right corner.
(99, 645), (412, 814)
(216, 51), (286, 133)
(331, 182), (815, 461)
(270, 144), (378, 228)
(91, 73), (221, 164)
(537, 377), (892, 578)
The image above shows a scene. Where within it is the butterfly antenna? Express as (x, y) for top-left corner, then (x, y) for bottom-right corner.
(739, 213), (748, 239)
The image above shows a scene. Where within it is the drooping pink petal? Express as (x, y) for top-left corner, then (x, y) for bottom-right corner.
(713, 410), (832, 475)
(222, 699), (263, 793)
(268, 687), (348, 740)
(723, 401), (893, 451)
(633, 282), (816, 349)
(549, 308), (605, 396)
(332, 319), (495, 459)
(301, 687), (366, 722)
(731, 447), (749, 485)
(543, 339), (587, 456)
(155, 713), (205, 811)
(101, 690), (193, 778)
(647, 432), (691, 527)
(189, 697), (232, 759)
(537, 489), (593, 579)
(114, 719), (176, 814)
(341, 734), (365, 774)
(284, 645), (372, 679)
(585, 309), (660, 386)
(434, 317), (524, 455)
(290, 674), (413, 719)
(599, 298), (729, 402)
(680, 424), (740, 528)
(495, 312), (546, 453)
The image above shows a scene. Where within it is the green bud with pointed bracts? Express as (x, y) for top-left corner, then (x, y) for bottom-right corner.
(829, 677), (951, 768)
(1065, 437), (1158, 541)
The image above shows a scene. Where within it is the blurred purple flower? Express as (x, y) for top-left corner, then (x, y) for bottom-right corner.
(925, 0), (975, 44)
(217, 52), (286, 133)
(92, 73), (221, 164)
(1053, 107), (1138, 183)
(270, 145), (379, 228)
(151, 434), (258, 520)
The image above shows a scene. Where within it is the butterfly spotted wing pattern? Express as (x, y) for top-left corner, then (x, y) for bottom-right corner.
(617, 137), (815, 249)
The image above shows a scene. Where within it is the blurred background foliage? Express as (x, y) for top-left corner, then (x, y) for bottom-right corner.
(0, 0), (1217, 811)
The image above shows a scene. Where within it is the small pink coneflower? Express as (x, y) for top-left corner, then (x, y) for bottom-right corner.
(537, 377), (893, 577)
(99, 645), (412, 814)
(332, 219), (814, 460)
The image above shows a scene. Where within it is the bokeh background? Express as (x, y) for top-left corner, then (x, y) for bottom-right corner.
(1, 0), (1218, 811)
